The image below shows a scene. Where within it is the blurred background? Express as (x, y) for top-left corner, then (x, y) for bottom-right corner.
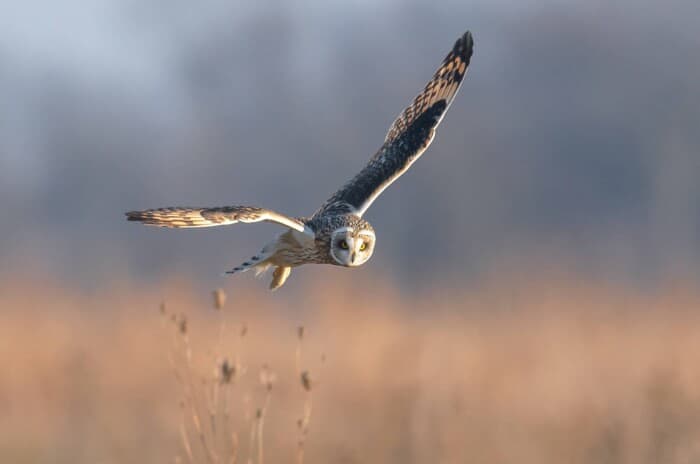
(2, 0), (699, 290)
(2, 1), (700, 463)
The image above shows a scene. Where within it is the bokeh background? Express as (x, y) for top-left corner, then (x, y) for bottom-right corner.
(1, 0), (700, 463)
(2, 0), (699, 289)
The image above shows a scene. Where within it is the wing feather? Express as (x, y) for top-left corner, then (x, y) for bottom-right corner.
(318, 31), (473, 217)
(125, 206), (311, 234)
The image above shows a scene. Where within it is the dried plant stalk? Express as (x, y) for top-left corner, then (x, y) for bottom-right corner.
(159, 293), (318, 464)
(294, 327), (318, 464)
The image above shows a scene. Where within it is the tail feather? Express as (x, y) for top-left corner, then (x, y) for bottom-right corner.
(223, 232), (296, 290)
(225, 255), (268, 275)
(254, 263), (272, 277)
(225, 244), (273, 275)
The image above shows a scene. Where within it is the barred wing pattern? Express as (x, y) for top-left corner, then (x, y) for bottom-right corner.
(125, 206), (309, 234)
(319, 31), (473, 217)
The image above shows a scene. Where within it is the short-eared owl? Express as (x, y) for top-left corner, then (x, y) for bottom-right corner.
(127, 31), (474, 289)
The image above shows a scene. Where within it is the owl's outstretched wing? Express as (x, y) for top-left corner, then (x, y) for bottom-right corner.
(319, 31), (473, 217)
(126, 206), (311, 234)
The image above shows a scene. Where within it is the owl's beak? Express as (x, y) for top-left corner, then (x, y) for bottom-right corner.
(350, 252), (357, 265)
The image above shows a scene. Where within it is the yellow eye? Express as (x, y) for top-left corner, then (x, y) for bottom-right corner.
(359, 242), (367, 251)
(339, 240), (349, 250)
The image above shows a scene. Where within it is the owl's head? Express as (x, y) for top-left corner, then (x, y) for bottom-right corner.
(329, 225), (375, 267)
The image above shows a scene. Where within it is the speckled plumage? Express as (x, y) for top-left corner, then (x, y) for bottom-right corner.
(126, 31), (473, 289)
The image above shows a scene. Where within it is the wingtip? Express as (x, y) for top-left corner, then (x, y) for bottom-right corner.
(455, 30), (474, 59)
(125, 210), (149, 222)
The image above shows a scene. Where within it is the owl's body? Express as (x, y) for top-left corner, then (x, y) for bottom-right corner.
(127, 31), (474, 289)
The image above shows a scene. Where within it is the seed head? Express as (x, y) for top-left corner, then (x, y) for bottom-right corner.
(259, 364), (277, 391)
(300, 370), (312, 392)
(219, 358), (236, 384)
(178, 315), (188, 335)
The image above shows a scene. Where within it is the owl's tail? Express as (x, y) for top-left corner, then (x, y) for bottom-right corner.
(224, 252), (272, 276)
(224, 258), (291, 290)
(224, 234), (280, 276)
(224, 241), (293, 290)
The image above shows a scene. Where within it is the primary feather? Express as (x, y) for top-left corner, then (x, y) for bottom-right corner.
(126, 206), (309, 233)
(318, 31), (473, 217)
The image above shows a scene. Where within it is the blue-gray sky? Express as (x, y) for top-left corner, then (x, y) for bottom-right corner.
(1, 0), (698, 289)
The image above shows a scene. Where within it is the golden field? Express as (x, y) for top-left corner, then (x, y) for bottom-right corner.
(2, 271), (700, 464)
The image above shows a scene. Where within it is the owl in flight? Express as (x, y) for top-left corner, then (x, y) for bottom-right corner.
(127, 31), (473, 289)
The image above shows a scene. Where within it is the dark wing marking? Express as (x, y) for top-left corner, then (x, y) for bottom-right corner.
(125, 206), (311, 234)
(317, 31), (473, 217)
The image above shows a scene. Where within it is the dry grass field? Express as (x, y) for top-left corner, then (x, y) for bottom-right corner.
(1, 272), (699, 464)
